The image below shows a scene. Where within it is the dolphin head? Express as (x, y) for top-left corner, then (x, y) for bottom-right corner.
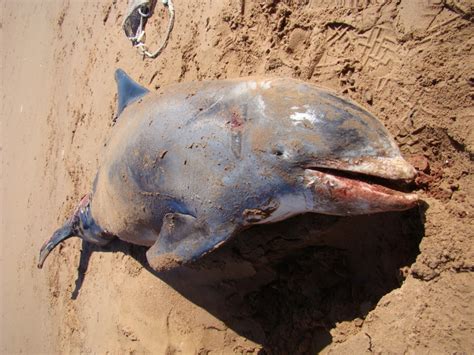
(247, 79), (418, 216)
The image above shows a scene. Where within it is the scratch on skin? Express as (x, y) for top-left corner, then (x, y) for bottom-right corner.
(190, 95), (224, 123)
(230, 108), (246, 158)
(231, 110), (244, 130)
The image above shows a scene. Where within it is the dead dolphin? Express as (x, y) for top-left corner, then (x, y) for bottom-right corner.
(38, 69), (418, 272)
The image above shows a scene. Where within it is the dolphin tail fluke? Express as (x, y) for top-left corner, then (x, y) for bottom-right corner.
(37, 222), (76, 269)
(38, 194), (114, 269)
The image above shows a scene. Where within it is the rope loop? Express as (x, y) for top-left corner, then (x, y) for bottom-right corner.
(124, 0), (175, 59)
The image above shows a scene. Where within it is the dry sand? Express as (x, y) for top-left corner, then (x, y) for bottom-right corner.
(1, 0), (473, 353)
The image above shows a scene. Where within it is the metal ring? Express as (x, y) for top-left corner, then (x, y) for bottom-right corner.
(138, 5), (151, 17)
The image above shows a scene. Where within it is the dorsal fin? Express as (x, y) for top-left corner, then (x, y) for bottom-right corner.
(115, 69), (149, 116)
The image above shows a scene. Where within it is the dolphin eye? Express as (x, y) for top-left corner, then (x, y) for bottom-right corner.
(272, 148), (284, 157)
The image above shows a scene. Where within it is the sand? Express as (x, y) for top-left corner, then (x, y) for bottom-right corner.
(1, 0), (473, 353)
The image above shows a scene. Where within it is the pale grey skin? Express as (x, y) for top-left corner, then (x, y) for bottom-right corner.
(39, 70), (418, 272)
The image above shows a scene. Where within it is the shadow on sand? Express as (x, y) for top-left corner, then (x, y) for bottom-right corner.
(71, 206), (425, 354)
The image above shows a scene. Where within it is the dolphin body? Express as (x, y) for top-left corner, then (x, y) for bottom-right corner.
(38, 70), (418, 272)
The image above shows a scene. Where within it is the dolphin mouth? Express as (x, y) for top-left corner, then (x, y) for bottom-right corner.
(304, 164), (419, 214)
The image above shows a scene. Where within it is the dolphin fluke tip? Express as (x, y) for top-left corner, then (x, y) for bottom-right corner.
(37, 223), (75, 269)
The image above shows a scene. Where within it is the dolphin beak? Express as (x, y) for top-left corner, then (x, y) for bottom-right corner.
(304, 156), (419, 215)
(306, 155), (417, 181)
